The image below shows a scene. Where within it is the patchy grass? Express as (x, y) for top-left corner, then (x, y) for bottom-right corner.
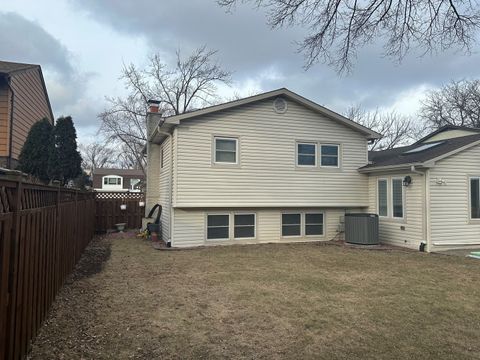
(29, 236), (480, 359)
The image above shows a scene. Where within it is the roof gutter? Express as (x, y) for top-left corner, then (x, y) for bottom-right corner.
(358, 162), (428, 173)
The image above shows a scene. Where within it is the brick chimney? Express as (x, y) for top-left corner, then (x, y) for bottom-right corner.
(146, 100), (162, 139)
(147, 99), (160, 113)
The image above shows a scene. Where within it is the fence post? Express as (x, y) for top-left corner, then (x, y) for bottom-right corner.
(6, 178), (22, 359)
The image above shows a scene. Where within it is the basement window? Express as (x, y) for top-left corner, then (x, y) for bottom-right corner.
(282, 213), (301, 236)
(234, 214), (256, 239)
(305, 213), (324, 236)
(207, 214), (230, 240)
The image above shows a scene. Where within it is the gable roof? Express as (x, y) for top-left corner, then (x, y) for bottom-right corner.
(0, 60), (55, 122)
(361, 133), (480, 172)
(415, 125), (480, 144)
(93, 168), (145, 177)
(0, 60), (39, 75)
(163, 88), (381, 140)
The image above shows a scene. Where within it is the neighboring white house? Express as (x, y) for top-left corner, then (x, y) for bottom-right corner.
(361, 125), (480, 252)
(92, 168), (145, 192)
(145, 89), (480, 252)
(145, 88), (380, 247)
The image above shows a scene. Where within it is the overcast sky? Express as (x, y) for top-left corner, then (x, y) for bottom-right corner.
(1, 0), (480, 144)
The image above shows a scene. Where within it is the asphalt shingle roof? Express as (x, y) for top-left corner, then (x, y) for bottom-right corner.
(364, 133), (480, 169)
(0, 60), (38, 75)
(93, 168), (145, 177)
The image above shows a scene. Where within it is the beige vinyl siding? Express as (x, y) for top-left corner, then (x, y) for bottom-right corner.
(159, 138), (172, 242)
(429, 144), (480, 249)
(172, 208), (345, 247)
(145, 143), (161, 214)
(424, 129), (477, 143)
(175, 97), (369, 208)
(368, 173), (425, 249)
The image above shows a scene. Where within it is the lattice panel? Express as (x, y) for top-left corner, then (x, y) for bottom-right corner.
(95, 191), (145, 200)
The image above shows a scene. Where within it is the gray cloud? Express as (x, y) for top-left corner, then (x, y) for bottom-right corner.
(69, 0), (480, 117)
(0, 12), (103, 130)
(0, 12), (73, 75)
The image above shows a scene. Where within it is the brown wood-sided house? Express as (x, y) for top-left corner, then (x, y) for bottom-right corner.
(0, 61), (54, 168)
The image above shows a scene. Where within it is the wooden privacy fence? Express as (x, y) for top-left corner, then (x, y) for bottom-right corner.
(94, 192), (145, 233)
(0, 179), (95, 360)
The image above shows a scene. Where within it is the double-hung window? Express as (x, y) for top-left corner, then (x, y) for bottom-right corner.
(321, 144), (339, 167)
(378, 179), (388, 217)
(297, 143), (316, 166)
(234, 214), (255, 238)
(207, 213), (257, 240)
(471, 177), (480, 219)
(392, 178), (404, 218)
(305, 213), (324, 235)
(207, 214), (230, 240)
(214, 137), (238, 164)
(282, 213), (301, 236)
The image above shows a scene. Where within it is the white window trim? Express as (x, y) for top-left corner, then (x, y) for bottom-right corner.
(320, 144), (340, 168)
(304, 212), (325, 237)
(233, 213), (257, 240)
(281, 212), (303, 238)
(296, 142), (317, 167)
(213, 136), (239, 165)
(469, 176), (480, 221)
(377, 178), (389, 218)
(102, 175), (123, 187)
(391, 177), (405, 219)
(205, 213), (230, 241)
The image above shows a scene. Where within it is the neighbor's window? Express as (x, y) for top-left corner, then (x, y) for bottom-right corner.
(207, 214), (230, 240)
(305, 213), (324, 236)
(214, 137), (237, 164)
(392, 178), (404, 218)
(470, 178), (480, 219)
(320, 144), (339, 167)
(378, 179), (388, 217)
(297, 142), (316, 166)
(234, 214), (255, 238)
(104, 177), (121, 185)
(282, 213), (301, 236)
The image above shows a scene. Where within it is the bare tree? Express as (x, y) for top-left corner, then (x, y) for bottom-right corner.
(219, 0), (480, 72)
(347, 105), (421, 150)
(79, 141), (116, 172)
(99, 46), (232, 174)
(420, 79), (480, 130)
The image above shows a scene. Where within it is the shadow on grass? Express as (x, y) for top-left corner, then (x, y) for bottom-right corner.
(66, 237), (112, 283)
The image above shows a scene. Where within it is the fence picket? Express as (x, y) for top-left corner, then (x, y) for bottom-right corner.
(0, 179), (95, 360)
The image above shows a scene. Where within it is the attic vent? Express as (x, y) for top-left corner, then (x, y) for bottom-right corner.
(273, 97), (287, 114)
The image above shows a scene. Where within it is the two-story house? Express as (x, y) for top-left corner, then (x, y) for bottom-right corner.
(0, 61), (54, 169)
(145, 88), (380, 247)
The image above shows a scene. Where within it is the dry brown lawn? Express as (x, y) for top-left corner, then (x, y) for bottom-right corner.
(29, 235), (480, 359)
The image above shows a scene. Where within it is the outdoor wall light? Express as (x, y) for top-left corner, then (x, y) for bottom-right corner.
(139, 201), (145, 207)
(403, 176), (412, 187)
(120, 204), (127, 210)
